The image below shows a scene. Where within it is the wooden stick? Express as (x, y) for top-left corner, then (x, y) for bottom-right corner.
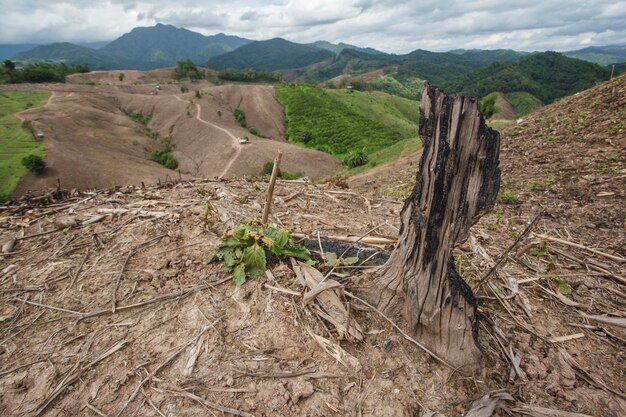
(532, 233), (625, 263)
(166, 389), (255, 417)
(262, 151), (282, 224)
(112, 251), (133, 313)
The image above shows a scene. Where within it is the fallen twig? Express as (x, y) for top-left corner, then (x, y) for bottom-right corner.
(166, 388), (255, 417)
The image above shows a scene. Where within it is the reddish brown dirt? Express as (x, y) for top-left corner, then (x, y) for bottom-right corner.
(0, 80), (339, 198)
(0, 73), (624, 417)
(67, 68), (177, 85)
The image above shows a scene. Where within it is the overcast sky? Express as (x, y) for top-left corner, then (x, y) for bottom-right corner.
(1, 0), (624, 53)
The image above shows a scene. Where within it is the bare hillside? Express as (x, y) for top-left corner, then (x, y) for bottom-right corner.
(1, 79), (339, 198)
(0, 74), (624, 417)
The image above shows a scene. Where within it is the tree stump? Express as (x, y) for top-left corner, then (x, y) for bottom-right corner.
(368, 82), (500, 374)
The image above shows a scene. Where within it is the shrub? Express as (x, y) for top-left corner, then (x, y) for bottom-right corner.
(343, 150), (369, 168)
(479, 93), (502, 119)
(22, 154), (45, 174)
(261, 161), (280, 177)
(209, 220), (311, 285)
(173, 59), (203, 81)
(195, 90), (201, 98)
(149, 150), (177, 169)
(233, 108), (247, 127)
(118, 73), (125, 82)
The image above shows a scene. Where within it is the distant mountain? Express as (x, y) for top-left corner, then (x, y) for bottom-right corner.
(449, 49), (527, 65)
(446, 51), (611, 104)
(12, 43), (114, 70)
(309, 41), (383, 55)
(563, 45), (626, 66)
(10, 24), (252, 70)
(207, 38), (335, 71)
(101, 24), (251, 70)
(299, 49), (397, 82)
(0, 44), (39, 60)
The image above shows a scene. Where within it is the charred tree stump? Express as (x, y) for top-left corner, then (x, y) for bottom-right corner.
(368, 82), (500, 374)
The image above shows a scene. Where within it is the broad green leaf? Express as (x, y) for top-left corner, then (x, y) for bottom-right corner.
(273, 229), (290, 248)
(221, 236), (242, 248)
(243, 243), (266, 277)
(282, 244), (311, 261)
(233, 263), (246, 285)
(261, 235), (275, 249)
(222, 251), (236, 268)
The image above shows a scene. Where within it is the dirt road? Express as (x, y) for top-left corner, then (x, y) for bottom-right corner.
(175, 95), (241, 178)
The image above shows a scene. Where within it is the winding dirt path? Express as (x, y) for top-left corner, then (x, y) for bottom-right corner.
(175, 95), (241, 178)
(14, 91), (56, 122)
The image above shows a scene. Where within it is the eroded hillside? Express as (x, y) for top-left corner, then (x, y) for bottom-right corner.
(0, 74), (340, 198)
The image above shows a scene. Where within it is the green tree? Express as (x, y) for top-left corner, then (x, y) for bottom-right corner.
(173, 59), (203, 81)
(22, 154), (45, 174)
(118, 73), (125, 82)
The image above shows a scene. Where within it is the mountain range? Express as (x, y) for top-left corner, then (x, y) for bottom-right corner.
(2, 24), (619, 116)
(6, 24), (625, 72)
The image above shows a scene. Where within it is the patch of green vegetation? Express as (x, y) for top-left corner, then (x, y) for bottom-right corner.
(527, 176), (557, 192)
(448, 52), (610, 105)
(478, 92), (502, 119)
(209, 220), (312, 285)
(0, 90), (50, 201)
(1, 60), (89, 84)
(343, 150), (369, 168)
(529, 242), (550, 257)
(326, 89), (420, 138)
(611, 121), (625, 135)
(21, 154), (45, 173)
(173, 59), (204, 81)
(275, 84), (411, 156)
(496, 191), (519, 204)
(505, 91), (543, 117)
(217, 68), (281, 83)
(125, 110), (152, 125)
(149, 136), (177, 169)
(347, 76), (424, 101)
(260, 161), (303, 180)
(607, 153), (620, 163)
(343, 137), (422, 175)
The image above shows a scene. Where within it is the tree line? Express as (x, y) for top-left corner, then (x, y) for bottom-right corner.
(0, 60), (89, 84)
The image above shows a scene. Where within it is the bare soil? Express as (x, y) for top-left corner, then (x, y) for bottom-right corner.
(0, 77), (339, 199)
(0, 73), (624, 417)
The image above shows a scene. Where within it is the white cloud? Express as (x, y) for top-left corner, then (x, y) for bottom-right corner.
(0, 0), (624, 53)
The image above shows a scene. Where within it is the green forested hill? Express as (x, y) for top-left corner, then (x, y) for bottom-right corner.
(12, 24), (252, 70)
(275, 84), (419, 156)
(326, 89), (420, 139)
(308, 41), (383, 55)
(446, 52), (611, 104)
(207, 39), (334, 71)
(563, 45), (626, 66)
(13, 43), (114, 70)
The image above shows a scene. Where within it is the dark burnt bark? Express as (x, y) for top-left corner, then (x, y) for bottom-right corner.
(369, 82), (500, 373)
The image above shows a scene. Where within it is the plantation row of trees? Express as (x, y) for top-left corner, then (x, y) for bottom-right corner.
(218, 68), (281, 83)
(275, 84), (404, 156)
(0, 60), (89, 84)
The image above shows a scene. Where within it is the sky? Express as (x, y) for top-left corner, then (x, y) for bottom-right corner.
(0, 0), (624, 53)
